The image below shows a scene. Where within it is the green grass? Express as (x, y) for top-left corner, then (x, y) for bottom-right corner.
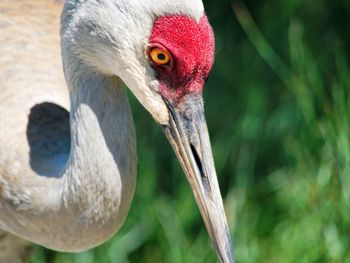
(30, 1), (350, 262)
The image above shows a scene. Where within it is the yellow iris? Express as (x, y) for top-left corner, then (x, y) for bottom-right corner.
(149, 48), (170, 65)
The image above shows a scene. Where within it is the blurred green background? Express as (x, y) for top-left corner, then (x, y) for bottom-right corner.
(30, 0), (350, 262)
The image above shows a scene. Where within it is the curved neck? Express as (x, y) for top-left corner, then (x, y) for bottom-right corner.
(64, 72), (137, 209)
(1, 66), (137, 252)
(59, 70), (137, 250)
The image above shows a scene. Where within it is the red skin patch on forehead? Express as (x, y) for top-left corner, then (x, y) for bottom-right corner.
(149, 15), (215, 103)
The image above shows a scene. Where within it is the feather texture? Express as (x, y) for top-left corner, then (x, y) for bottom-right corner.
(0, 230), (33, 263)
(0, 1), (66, 261)
(0, 0), (136, 254)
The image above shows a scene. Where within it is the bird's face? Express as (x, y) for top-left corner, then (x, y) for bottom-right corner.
(61, 1), (233, 261)
(145, 15), (234, 263)
(147, 15), (214, 103)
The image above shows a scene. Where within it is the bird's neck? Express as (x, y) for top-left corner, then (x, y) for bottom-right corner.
(58, 69), (137, 249)
(65, 71), (137, 204)
(0, 10), (138, 251)
(0, 66), (137, 251)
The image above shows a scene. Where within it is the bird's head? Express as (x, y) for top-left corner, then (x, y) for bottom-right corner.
(61, 0), (233, 262)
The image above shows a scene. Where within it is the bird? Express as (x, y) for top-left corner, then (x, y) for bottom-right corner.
(0, 0), (234, 262)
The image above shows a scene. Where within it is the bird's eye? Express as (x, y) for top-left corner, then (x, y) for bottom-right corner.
(149, 48), (171, 66)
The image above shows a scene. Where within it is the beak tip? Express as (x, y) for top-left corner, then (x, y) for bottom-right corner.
(216, 228), (235, 263)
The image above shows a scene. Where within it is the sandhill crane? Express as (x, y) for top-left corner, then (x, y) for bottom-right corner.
(0, 0), (234, 262)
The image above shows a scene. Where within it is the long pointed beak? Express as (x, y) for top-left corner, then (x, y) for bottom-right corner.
(161, 94), (234, 263)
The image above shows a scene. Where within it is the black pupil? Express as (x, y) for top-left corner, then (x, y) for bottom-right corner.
(157, 53), (166, 61)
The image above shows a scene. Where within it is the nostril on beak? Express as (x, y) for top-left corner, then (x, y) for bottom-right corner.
(190, 143), (209, 191)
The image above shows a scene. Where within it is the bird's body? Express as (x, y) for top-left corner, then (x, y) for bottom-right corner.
(0, 0), (68, 182)
(0, 229), (33, 263)
(1, 0), (136, 252)
(0, 1), (67, 261)
(0, 0), (234, 262)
